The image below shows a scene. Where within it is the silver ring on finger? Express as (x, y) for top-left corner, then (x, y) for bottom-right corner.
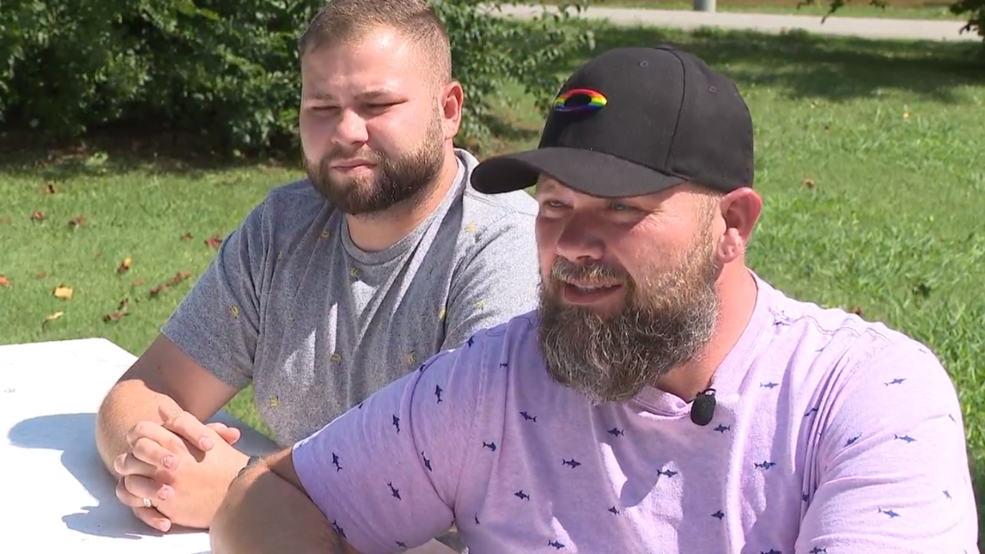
(142, 497), (154, 509)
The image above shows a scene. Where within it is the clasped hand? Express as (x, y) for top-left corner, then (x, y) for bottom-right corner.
(113, 406), (249, 532)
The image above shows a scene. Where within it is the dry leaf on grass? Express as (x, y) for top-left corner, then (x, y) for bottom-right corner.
(0, 275), (10, 287)
(53, 285), (74, 300)
(31, 211), (45, 222)
(118, 297), (129, 310)
(117, 257), (132, 274)
(68, 216), (88, 228)
(43, 183), (56, 195)
(802, 178), (816, 189)
(103, 311), (129, 323)
(180, 233), (194, 241)
(42, 311), (64, 328)
(149, 284), (170, 296)
(205, 234), (223, 250)
(169, 270), (192, 285)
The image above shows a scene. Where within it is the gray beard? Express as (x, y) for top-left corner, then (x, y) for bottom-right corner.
(537, 236), (721, 404)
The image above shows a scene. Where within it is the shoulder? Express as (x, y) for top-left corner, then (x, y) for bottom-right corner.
(262, 178), (330, 215)
(236, 178), (335, 239)
(456, 148), (538, 230)
(759, 279), (957, 418)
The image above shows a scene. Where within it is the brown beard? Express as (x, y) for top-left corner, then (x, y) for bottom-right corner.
(537, 226), (722, 404)
(304, 111), (445, 216)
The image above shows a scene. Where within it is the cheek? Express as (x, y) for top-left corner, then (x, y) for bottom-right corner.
(299, 114), (332, 153)
(535, 217), (560, 279)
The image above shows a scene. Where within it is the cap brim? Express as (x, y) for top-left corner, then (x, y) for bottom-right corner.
(471, 147), (686, 198)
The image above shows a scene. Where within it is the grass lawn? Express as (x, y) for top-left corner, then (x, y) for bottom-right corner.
(554, 0), (967, 19)
(2, 23), (984, 542)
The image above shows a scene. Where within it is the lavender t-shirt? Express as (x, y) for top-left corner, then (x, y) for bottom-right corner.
(292, 274), (977, 553)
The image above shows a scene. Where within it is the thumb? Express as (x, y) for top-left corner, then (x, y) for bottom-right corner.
(157, 404), (181, 425)
(207, 423), (242, 445)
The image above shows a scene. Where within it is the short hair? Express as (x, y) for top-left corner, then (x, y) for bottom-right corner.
(298, 0), (452, 85)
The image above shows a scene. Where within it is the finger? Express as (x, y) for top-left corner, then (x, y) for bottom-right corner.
(126, 420), (189, 457)
(133, 506), (172, 533)
(121, 474), (174, 504)
(207, 422), (241, 445)
(113, 451), (160, 477)
(160, 407), (215, 451)
(131, 436), (180, 471)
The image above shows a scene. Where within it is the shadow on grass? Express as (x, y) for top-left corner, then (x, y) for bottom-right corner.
(972, 453), (985, 549)
(0, 122), (302, 181)
(552, 23), (985, 103)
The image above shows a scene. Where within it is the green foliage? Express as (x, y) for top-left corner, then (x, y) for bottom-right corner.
(802, 0), (984, 41)
(0, 0), (595, 155)
(950, 0), (985, 40)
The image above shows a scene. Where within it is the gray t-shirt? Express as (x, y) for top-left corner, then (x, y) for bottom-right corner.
(162, 148), (540, 447)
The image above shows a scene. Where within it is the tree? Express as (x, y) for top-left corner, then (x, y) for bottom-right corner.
(0, 0), (595, 155)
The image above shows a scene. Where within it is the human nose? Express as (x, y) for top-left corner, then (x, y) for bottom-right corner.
(554, 214), (605, 263)
(331, 109), (369, 147)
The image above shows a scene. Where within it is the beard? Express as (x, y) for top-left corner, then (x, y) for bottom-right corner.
(538, 228), (722, 404)
(304, 112), (445, 216)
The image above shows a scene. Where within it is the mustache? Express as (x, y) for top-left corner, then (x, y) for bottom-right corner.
(550, 259), (629, 285)
(324, 145), (381, 164)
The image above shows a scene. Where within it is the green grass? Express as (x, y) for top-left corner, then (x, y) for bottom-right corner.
(553, 0), (967, 19)
(2, 23), (984, 542)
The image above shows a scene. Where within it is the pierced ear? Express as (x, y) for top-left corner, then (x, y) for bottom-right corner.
(718, 188), (762, 262)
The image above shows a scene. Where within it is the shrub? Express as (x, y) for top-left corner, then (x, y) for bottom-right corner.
(0, 0), (595, 155)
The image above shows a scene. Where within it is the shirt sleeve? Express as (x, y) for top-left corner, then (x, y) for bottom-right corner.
(291, 333), (493, 554)
(797, 340), (978, 553)
(441, 211), (539, 350)
(160, 200), (268, 389)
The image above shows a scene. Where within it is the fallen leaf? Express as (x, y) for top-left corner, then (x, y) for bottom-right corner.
(180, 233), (194, 241)
(822, 124), (830, 131)
(851, 306), (863, 316)
(68, 216), (88, 228)
(118, 297), (129, 310)
(43, 182), (56, 194)
(205, 234), (223, 249)
(42, 311), (64, 328)
(0, 275), (10, 287)
(117, 257), (132, 274)
(31, 211), (45, 221)
(168, 270), (192, 285)
(802, 178), (816, 189)
(103, 311), (129, 323)
(53, 285), (74, 300)
(149, 284), (170, 296)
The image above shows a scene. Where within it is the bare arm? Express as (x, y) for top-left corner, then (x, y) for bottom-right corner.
(210, 448), (360, 554)
(94, 333), (239, 477)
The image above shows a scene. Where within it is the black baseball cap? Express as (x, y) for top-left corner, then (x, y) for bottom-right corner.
(470, 45), (754, 198)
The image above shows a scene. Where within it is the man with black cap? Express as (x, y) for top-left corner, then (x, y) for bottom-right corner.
(208, 46), (977, 554)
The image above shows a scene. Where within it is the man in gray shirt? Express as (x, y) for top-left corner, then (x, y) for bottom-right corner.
(92, 0), (538, 549)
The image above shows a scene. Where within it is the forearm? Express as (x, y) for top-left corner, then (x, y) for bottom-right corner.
(94, 380), (182, 476)
(210, 462), (359, 554)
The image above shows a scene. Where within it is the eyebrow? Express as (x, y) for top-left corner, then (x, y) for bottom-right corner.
(302, 89), (402, 102)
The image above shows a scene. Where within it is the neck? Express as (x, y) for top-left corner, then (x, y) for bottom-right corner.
(655, 265), (759, 402)
(345, 146), (459, 253)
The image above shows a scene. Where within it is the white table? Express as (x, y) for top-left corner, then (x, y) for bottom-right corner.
(0, 338), (278, 553)
(0, 338), (461, 554)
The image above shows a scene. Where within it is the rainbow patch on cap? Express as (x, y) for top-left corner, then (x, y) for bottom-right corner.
(552, 88), (607, 113)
